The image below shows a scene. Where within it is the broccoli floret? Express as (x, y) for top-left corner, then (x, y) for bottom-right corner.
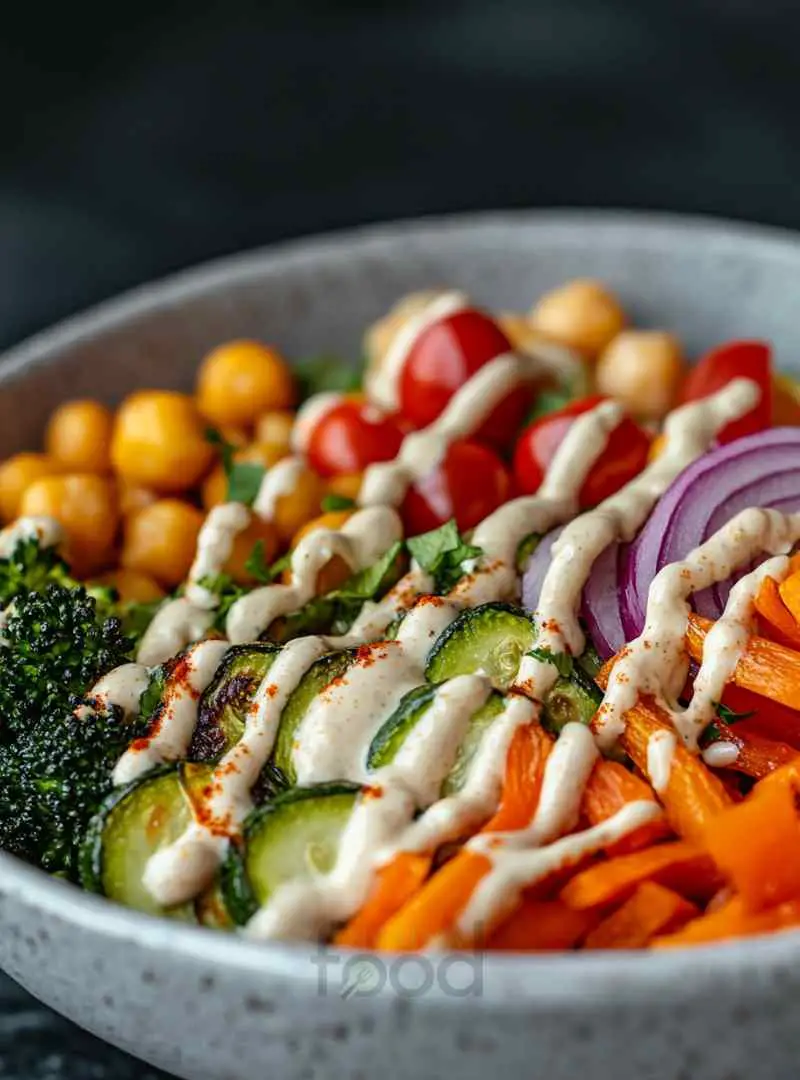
(0, 535), (73, 606)
(0, 583), (134, 739)
(0, 700), (146, 878)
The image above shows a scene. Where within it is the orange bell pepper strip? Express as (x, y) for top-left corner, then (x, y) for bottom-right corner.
(582, 881), (698, 949)
(486, 899), (597, 952)
(754, 577), (800, 650)
(702, 778), (800, 912)
(652, 896), (800, 948)
(779, 570), (800, 625)
(705, 720), (798, 780)
(561, 840), (721, 911)
(686, 614), (800, 714)
(581, 759), (671, 855)
(719, 684), (800, 749)
(334, 852), (432, 948)
(377, 722), (554, 952)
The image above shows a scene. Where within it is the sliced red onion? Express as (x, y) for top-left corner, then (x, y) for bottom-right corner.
(624, 428), (800, 636)
(521, 526), (564, 612)
(581, 542), (627, 658)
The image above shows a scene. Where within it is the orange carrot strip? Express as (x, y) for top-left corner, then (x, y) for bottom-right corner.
(581, 759), (671, 854)
(703, 779), (800, 912)
(687, 614), (800, 713)
(779, 571), (800, 625)
(334, 852), (431, 948)
(561, 840), (720, 911)
(754, 577), (800, 649)
(485, 899), (597, 952)
(582, 881), (698, 949)
(596, 697), (732, 843)
(377, 723), (553, 952)
(719, 684), (800, 749)
(708, 722), (798, 780)
(653, 896), (800, 948)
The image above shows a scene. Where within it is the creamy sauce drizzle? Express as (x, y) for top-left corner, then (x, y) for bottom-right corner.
(0, 515), (63, 558)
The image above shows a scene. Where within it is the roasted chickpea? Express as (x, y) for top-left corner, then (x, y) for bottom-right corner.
(271, 466), (325, 545)
(121, 499), (204, 588)
(530, 279), (627, 359)
(254, 409), (294, 457)
(44, 399), (113, 473)
(117, 479), (158, 519)
(224, 518), (279, 585)
(96, 567), (165, 604)
(201, 442), (288, 510)
(197, 340), (295, 427)
(326, 473), (362, 502)
(596, 330), (685, 421)
(283, 509), (354, 593)
(20, 473), (118, 574)
(0, 452), (63, 522)
(111, 391), (214, 493)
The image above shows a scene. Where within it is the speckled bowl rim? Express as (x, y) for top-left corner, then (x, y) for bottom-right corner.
(2, 207), (800, 1007)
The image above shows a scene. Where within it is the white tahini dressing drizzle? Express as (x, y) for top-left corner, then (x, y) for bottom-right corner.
(647, 730), (677, 793)
(598, 510), (800, 752)
(185, 502), (252, 609)
(89, 664), (152, 719)
(0, 515), (64, 557)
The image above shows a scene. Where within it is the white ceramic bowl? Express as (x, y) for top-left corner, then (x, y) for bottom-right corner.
(1, 211), (799, 1080)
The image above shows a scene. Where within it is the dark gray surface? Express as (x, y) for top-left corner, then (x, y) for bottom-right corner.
(0, 976), (169, 1080)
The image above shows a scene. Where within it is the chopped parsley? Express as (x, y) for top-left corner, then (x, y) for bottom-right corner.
(295, 355), (362, 398)
(407, 520), (483, 594)
(204, 427), (266, 507)
(701, 701), (755, 747)
(321, 493), (356, 513)
(528, 646), (574, 679)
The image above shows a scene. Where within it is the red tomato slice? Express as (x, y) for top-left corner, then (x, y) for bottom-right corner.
(512, 395), (651, 508)
(681, 340), (772, 444)
(401, 439), (512, 535)
(398, 309), (531, 447)
(306, 399), (405, 477)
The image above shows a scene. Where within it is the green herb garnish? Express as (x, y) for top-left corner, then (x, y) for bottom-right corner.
(321, 493), (357, 513)
(295, 355), (362, 398)
(528, 646), (574, 679)
(407, 520), (482, 594)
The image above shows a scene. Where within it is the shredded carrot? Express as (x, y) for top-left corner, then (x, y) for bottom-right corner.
(582, 881), (698, 949)
(702, 778), (800, 912)
(653, 896), (800, 948)
(687, 614), (800, 714)
(376, 722), (553, 952)
(561, 840), (720, 911)
(485, 899), (596, 951)
(334, 852), (431, 948)
(581, 759), (671, 854)
(594, 696), (732, 843)
(754, 577), (800, 649)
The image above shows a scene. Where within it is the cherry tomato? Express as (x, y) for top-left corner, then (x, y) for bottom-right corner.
(401, 439), (511, 535)
(399, 309), (531, 446)
(681, 340), (772, 444)
(512, 395), (651, 508)
(306, 399), (406, 477)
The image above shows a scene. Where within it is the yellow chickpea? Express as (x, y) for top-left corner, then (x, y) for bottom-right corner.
(121, 499), (204, 588)
(201, 442), (288, 510)
(596, 330), (686, 421)
(326, 473), (362, 502)
(44, 399), (113, 473)
(224, 518), (279, 585)
(284, 509), (354, 593)
(530, 279), (627, 359)
(0, 453), (64, 523)
(96, 568), (165, 604)
(272, 466), (325, 546)
(197, 340), (296, 427)
(117, 479), (158, 519)
(20, 473), (118, 574)
(254, 409), (294, 457)
(111, 391), (214, 493)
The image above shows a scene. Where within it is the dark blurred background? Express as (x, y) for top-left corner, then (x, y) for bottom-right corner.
(0, 0), (797, 1074)
(2, 0), (799, 352)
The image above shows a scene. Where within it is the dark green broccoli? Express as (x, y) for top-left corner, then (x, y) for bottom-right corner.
(0, 582), (134, 739)
(0, 700), (146, 878)
(0, 535), (73, 606)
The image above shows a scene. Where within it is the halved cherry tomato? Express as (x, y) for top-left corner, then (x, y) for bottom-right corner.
(512, 395), (651, 508)
(401, 439), (511, 535)
(398, 309), (532, 446)
(681, 340), (771, 444)
(306, 399), (405, 477)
